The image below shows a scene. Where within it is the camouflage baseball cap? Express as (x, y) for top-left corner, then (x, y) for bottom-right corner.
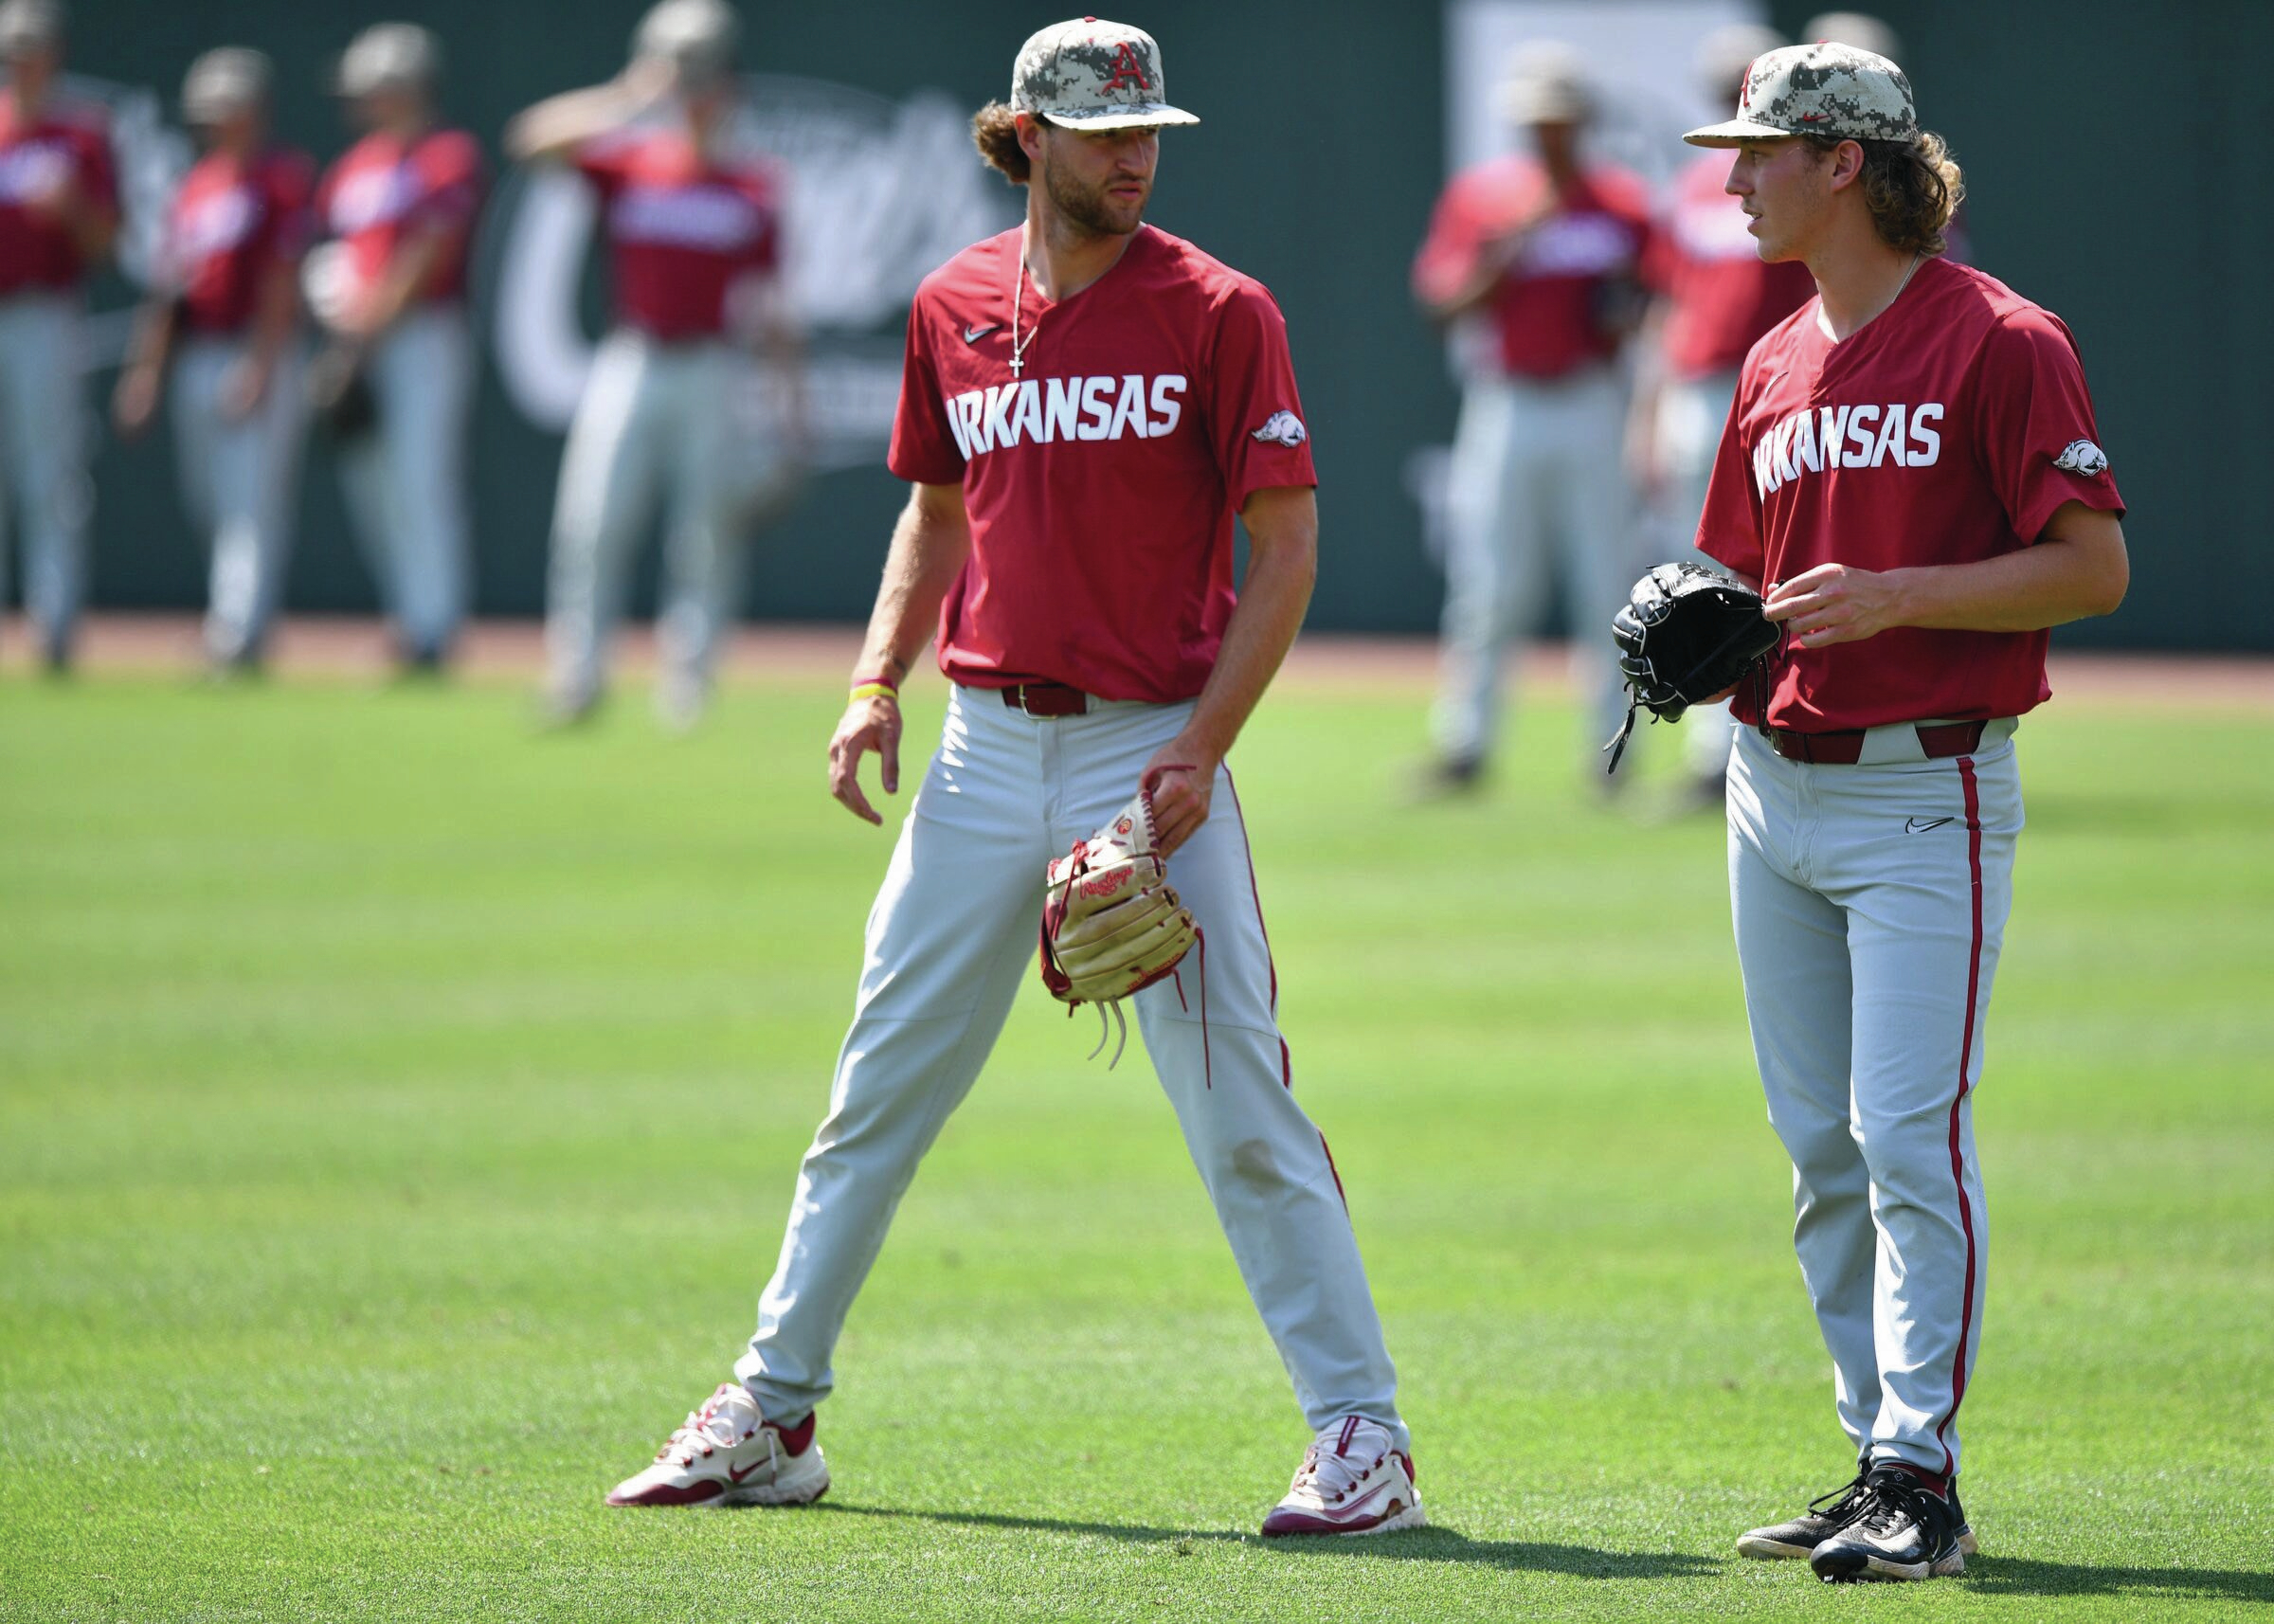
(1010, 17), (1198, 131)
(1684, 42), (1916, 147)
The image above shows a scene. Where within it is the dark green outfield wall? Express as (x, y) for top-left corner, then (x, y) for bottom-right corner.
(61, 0), (2272, 649)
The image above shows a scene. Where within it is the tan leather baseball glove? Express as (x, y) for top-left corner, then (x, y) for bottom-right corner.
(1038, 789), (1199, 1065)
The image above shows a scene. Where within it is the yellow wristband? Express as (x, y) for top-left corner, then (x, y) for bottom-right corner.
(850, 680), (898, 704)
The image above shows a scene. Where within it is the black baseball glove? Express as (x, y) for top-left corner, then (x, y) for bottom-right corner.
(1603, 562), (1779, 773)
(307, 344), (378, 443)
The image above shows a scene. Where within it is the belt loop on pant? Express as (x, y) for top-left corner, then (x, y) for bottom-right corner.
(1769, 720), (1990, 765)
(1001, 681), (1090, 718)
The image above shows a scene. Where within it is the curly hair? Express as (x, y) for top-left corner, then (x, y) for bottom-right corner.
(1803, 129), (1965, 256)
(971, 99), (1031, 186)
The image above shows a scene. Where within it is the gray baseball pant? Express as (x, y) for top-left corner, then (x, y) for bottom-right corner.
(735, 685), (1409, 1453)
(171, 336), (307, 665)
(1432, 362), (1638, 770)
(337, 307), (474, 662)
(1727, 718), (2021, 1480)
(0, 291), (91, 664)
(544, 330), (790, 713)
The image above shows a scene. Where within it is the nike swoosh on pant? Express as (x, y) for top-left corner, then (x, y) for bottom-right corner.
(1906, 818), (1956, 833)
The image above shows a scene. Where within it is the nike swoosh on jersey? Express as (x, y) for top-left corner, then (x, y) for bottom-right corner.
(963, 323), (1002, 344)
(1904, 817), (1957, 833)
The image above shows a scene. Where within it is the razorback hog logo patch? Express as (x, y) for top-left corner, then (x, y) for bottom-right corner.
(1251, 410), (1307, 447)
(1080, 868), (1136, 901)
(2052, 439), (2108, 477)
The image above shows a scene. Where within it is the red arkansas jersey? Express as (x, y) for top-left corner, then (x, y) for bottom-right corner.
(1412, 156), (1651, 380)
(574, 128), (782, 342)
(165, 147), (316, 334)
(316, 127), (483, 305)
(890, 225), (1317, 703)
(1698, 256), (2125, 731)
(0, 91), (116, 293)
(1647, 151), (1814, 380)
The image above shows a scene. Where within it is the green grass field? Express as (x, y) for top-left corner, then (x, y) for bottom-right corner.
(3, 671), (2269, 1622)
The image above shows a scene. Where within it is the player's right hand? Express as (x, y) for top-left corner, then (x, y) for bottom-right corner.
(827, 694), (902, 826)
(111, 365), (160, 440)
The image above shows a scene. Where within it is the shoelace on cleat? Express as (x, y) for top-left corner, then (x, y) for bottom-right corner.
(1289, 1437), (1388, 1507)
(1808, 1471), (1872, 1524)
(1852, 1472), (1938, 1539)
(656, 1383), (755, 1465)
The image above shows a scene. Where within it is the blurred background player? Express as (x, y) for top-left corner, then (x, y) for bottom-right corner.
(111, 48), (312, 676)
(1410, 43), (1651, 796)
(509, 0), (804, 730)
(1802, 11), (1902, 61)
(310, 23), (483, 675)
(0, 0), (113, 673)
(1627, 23), (1813, 807)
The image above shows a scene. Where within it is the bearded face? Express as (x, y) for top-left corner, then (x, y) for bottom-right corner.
(1036, 122), (1157, 238)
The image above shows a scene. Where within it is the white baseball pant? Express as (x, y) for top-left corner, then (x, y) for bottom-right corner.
(1432, 362), (1638, 770)
(336, 306), (474, 662)
(0, 291), (91, 665)
(544, 331), (789, 713)
(1654, 367), (1743, 780)
(735, 684), (1409, 1451)
(170, 336), (307, 666)
(1727, 719), (2021, 1480)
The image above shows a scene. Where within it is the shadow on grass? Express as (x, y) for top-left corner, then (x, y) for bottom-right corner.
(1961, 1556), (2274, 1604)
(813, 1503), (1716, 1578)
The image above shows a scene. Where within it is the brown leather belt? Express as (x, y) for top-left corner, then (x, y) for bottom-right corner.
(999, 681), (1089, 718)
(1769, 720), (1988, 765)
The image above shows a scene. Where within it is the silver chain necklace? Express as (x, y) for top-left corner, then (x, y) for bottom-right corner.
(1008, 259), (1039, 377)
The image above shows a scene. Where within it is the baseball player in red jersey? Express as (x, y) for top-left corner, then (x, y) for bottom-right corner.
(1411, 42), (1651, 794)
(1684, 45), (2128, 1580)
(113, 49), (313, 675)
(1629, 25), (1814, 804)
(0, 0), (114, 673)
(510, 0), (804, 729)
(311, 24), (484, 675)
(604, 18), (1420, 1538)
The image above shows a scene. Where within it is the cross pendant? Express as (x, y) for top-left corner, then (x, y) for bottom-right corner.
(1008, 353), (1024, 377)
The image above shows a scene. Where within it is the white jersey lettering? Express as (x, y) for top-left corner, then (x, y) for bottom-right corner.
(1870, 403), (1909, 468)
(946, 373), (1188, 462)
(1908, 402), (1943, 465)
(1751, 400), (1946, 498)
(1044, 375), (1082, 442)
(1844, 405), (1881, 469)
(1148, 374), (1185, 437)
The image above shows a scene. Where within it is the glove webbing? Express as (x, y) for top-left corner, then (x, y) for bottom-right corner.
(1603, 615), (1786, 774)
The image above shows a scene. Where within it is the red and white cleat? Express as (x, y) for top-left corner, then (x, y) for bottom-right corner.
(1260, 1416), (1425, 1537)
(605, 1382), (830, 1507)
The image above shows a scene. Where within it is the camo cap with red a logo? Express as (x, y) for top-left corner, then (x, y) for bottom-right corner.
(1010, 16), (1200, 130)
(1684, 41), (1916, 146)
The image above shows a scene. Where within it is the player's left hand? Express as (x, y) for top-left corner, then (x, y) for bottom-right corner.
(1763, 563), (1910, 648)
(220, 358), (271, 421)
(23, 165), (78, 222)
(1141, 739), (1217, 857)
